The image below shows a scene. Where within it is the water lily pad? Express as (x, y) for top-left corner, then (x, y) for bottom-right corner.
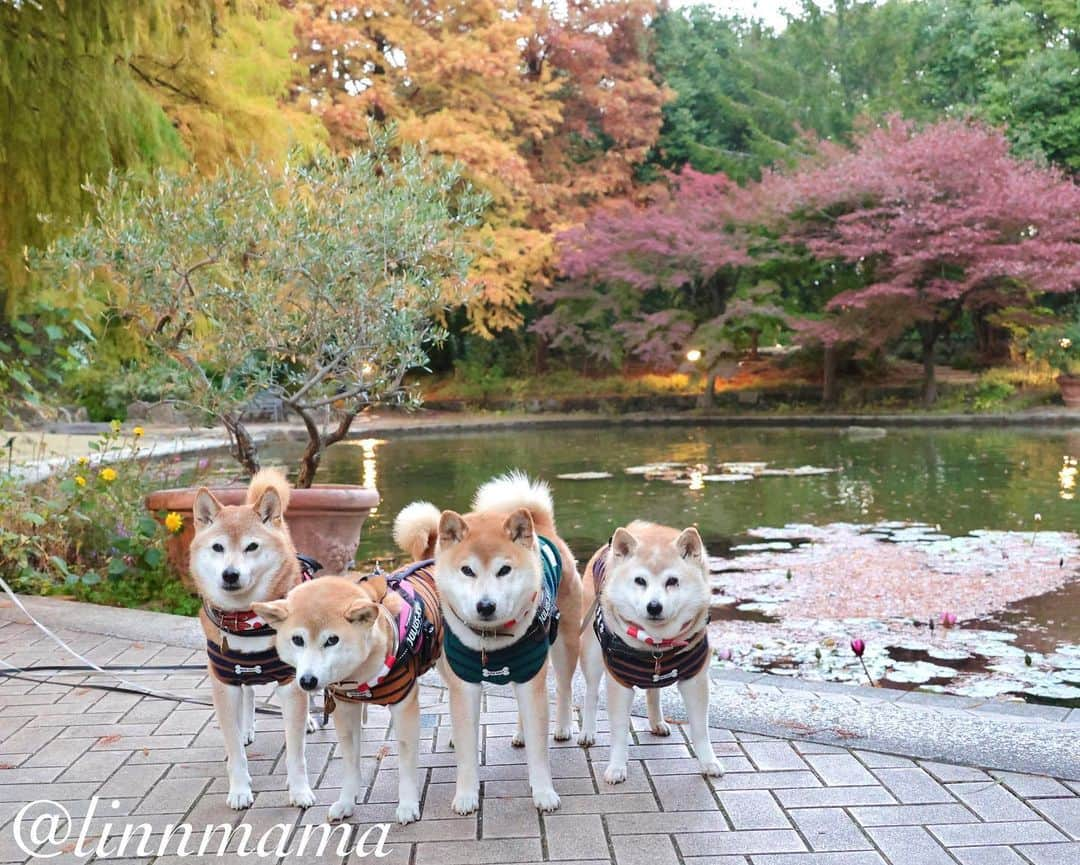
(717, 461), (768, 474)
(758, 466), (838, 477)
(885, 661), (958, 684)
(624, 462), (686, 475)
(730, 542), (794, 552)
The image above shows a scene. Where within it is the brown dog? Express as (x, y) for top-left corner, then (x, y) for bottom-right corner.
(394, 471), (582, 813)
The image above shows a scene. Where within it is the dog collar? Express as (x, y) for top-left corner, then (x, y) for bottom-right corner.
(449, 591), (539, 640)
(624, 622), (692, 649)
(205, 553), (320, 638)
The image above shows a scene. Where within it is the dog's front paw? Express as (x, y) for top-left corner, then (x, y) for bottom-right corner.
(510, 731), (525, 748)
(700, 759), (723, 778)
(451, 790), (479, 815)
(552, 724), (573, 742)
(226, 786), (254, 810)
(532, 787), (560, 812)
(328, 798), (355, 822)
(650, 720), (672, 737)
(577, 730), (596, 748)
(603, 764), (627, 785)
(396, 800), (421, 825)
(289, 784), (317, 808)
(305, 714), (319, 734)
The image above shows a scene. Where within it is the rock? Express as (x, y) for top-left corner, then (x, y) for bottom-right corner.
(127, 400), (152, 420)
(146, 401), (198, 425)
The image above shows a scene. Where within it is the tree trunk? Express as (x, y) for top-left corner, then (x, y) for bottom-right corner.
(822, 344), (839, 406)
(920, 325), (939, 406)
(749, 329), (760, 360)
(535, 335), (548, 375)
(292, 406), (359, 489)
(697, 372), (718, 409)
(223, 414), (260, 477)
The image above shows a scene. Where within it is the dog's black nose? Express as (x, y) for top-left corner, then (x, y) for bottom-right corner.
(299, 674), (318, 691)
(222, 567), (240, 586)
(646, 600), (663, 618)
(476, 598), (497, 619)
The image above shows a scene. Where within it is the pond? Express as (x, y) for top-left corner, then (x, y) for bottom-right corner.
(238, 424), (1080, 706)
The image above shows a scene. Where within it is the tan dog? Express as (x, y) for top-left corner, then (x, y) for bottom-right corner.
(578, 521), (722, 783)
(253, 567), (442, 825)
(190, 470), (315, 810)
(394, 471), (582, 814)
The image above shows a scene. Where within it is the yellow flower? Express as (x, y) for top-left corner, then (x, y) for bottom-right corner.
(98, 467), (118, 483)
(109, 419), (122, 433)
(1060, 338), (1073, 350)
(74, 475), (86, 487)
(132, 426), (145, 438)
(164, 512), (184, 533)
(77, 456), (89, 467)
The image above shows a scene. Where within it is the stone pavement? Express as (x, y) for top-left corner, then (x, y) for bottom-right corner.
(1, 602), (1079, 865)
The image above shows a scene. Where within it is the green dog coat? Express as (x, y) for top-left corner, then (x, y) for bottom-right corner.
(443, 536), (562, 685)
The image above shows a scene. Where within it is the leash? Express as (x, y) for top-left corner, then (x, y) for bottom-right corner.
(0, 575), (286, 716)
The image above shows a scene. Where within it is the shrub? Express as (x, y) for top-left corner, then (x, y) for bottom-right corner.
(0, 425), (200, 615)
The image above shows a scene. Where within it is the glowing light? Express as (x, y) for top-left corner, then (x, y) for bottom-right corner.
(354, 438), (385, 514)
(686, 349), (702, 363)
(1060, 455), (1077, 500)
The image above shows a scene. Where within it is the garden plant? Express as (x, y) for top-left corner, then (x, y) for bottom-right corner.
(34, 135), (483, 487)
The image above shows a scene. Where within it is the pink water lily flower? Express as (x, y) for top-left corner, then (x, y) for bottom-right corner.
(850, 638), (866, 657)
(941, 612), (958, 627)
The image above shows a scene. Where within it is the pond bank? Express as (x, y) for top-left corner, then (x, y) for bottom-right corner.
(10, 406), (1080, 482)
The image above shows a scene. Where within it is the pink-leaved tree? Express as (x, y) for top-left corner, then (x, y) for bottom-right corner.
(769, 116), (1080, 404)
(534, 168), (789, 403)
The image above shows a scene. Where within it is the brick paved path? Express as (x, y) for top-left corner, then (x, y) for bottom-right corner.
(1, 611), (1079, 865)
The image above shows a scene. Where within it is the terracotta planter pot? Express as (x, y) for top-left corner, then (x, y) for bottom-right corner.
(1058, 374), (1080, 409)
(146, 484), (380, 579)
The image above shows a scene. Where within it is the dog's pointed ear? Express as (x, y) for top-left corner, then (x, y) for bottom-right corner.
(255, 487), (284, 525)
(503, 508), (535, 546)
(252, 599), (289, 624)
(193, 488), (221, 527)
(439, 510), (468, 546)
(610, 527), (638, 559)
(345, 599), (378, 625)
(675, 527), (705, 561)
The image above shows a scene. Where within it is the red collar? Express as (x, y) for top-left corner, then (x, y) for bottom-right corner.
(206, 560), (316, 637)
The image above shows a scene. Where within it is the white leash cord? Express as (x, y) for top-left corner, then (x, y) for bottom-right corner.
(0, 575), (278, 713)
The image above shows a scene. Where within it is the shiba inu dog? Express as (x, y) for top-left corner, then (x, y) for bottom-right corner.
(190, 469), (316, 810)
(578, 521), (722, 784)
(394, 471), (582, 814)
(252, 566), (443, 825)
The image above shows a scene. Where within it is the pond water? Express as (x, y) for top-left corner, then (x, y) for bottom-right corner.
(241, 424), (1079, 706)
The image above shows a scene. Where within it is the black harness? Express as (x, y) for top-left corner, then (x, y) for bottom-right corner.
(591, 546), (710, 690)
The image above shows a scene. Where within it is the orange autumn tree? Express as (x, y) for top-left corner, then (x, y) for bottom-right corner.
(289, 0), (666, 336)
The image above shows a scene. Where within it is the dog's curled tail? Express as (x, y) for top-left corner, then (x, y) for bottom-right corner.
(473, 470), (555, 527)
(246, 467), (291, 512)
(394, 501), (440, 560)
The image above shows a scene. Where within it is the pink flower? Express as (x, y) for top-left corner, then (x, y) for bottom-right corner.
(941, 612), (958, 628)
(851, 639), (866, 657)
(716, 648), (733, 662)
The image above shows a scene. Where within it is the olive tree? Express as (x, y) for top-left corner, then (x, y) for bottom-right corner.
(39, 136), (483, 486)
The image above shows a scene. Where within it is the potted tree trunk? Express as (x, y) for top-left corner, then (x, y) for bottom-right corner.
(37, 134), (483, 572)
